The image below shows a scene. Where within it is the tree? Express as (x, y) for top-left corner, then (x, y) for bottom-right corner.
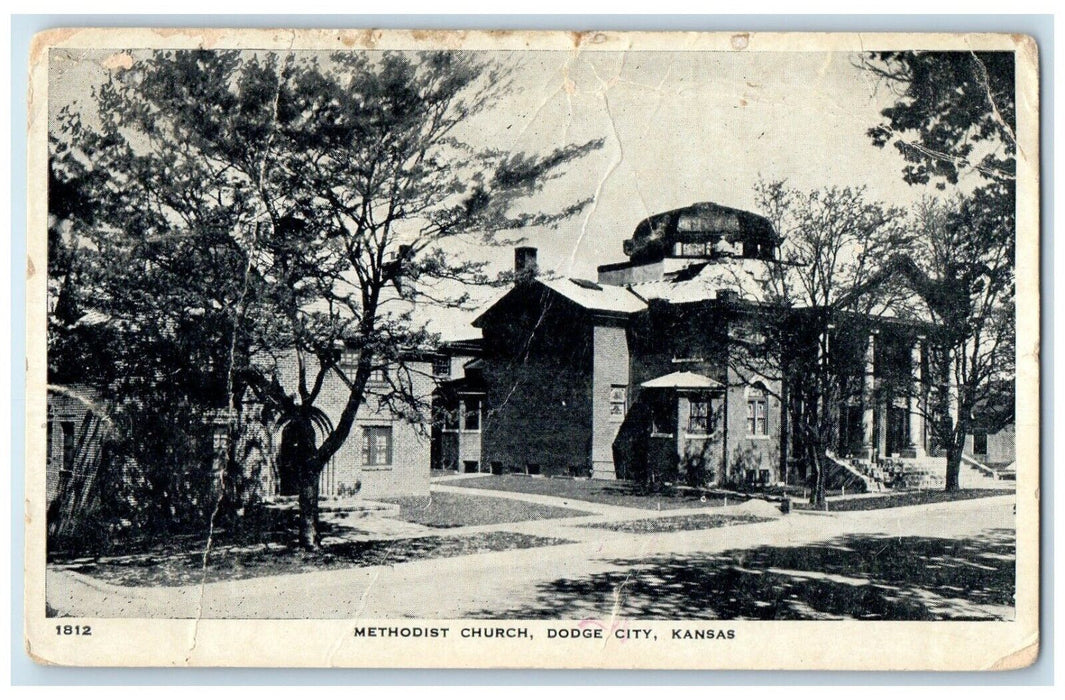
(861, 51), (1016, 490)
(51, 49), (602, 548)
(732, 181), (912, 507)
(860, 51), (1015, 187)
(890, 195), (1015, 490)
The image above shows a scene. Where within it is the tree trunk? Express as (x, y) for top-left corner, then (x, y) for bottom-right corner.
(944, 443), (962, 492)
(298, 466), (320, 550)
(283, 416), (320, 550)
(944, 399), (969, 493)
(811, 450), (827, 508)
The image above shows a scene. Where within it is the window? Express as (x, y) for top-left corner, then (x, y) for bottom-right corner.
(747, 387), (768, 436)
(368, 368), (387, 385)
(651, 399), (674, 436)
(433, 357), (450, 378)
(361, 426), (393, 467)
(443, 407), (459, 431)
(609, 386), (627, 422)
(688, 396), (713, 434)
(463, 398), (481, 431)
(338, 347), (359, 369)
(974, 432), (988, 455)
(679, 241), (709, 257)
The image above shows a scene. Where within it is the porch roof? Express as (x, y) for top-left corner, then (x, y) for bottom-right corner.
(640, 371), (724, 390)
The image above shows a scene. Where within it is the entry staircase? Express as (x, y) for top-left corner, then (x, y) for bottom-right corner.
(822, 453), (874, 493)
(840, 453), (1014, 491)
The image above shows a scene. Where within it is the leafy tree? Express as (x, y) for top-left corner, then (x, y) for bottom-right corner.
(731, 181), (913, 507)
(50, 49), (601, 548)
(861, 51), (1015, 186)
(890, 195), (1015, 490)
(861, 51), (1016, 490)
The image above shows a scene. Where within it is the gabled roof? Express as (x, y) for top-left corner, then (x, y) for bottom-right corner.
(538, 277), (647, 315)
(439, 337), (484, 356)
(473, 277), (647, 327)
(641, 371), (724, 390)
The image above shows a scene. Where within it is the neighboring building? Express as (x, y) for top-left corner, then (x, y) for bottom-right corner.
(46, 349), (435, 540)
(965, 423), (1016, 467)
(431, 338), (486, 473)
(45, 385), (114, 539)
(249, 348), (436, 500)
(441, 202), (939, 489)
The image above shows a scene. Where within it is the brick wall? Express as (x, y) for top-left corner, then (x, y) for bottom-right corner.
(724, 365), (782, 485)
(590, 322), (630, 479)
(46, 387), (107, 503)
(964, 423), (1016, 465)
(270, 352), (432, 499)
(46, 385), (112, 536)
(618, 302), (785, 485)
(479, 288), (594, 476)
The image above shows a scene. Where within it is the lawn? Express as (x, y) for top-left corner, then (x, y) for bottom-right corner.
(580, 513), (772, 534)
(381, 491), (590, 527)
(793, 488), (1014, 512)
(444, 474), (733, 510)
(56, 531), (572, 588)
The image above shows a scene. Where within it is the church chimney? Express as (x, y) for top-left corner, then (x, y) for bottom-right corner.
(514, 246), (538, 282)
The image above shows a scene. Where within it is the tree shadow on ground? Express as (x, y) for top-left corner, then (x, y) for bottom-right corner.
(472, 528), (1015, 621)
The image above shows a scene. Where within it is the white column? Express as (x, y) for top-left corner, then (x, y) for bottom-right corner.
(861, 332), (876, 461)
(907, 338), (925, 458)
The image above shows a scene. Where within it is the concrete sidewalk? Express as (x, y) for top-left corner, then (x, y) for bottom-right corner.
(46, 494), (1014, 619)
(431, 481), (651, 517)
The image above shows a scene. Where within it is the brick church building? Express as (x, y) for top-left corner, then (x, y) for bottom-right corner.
(435, 202), (946, 489)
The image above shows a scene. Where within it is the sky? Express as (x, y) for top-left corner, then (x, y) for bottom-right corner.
(48, 47), (982, 339)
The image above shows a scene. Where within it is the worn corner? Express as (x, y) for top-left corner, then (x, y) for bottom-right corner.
(988, 638), (1039, 671)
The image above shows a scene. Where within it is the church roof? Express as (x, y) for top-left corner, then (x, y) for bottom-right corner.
(624, 201), (779, 263)
(629, 257), (798, 305)
(537, 277), (647, 315)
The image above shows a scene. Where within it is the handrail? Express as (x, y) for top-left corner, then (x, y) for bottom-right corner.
(961, 454), (1000, 480)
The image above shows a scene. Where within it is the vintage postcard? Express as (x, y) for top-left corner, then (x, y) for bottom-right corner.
(25, 28), (1039, 669)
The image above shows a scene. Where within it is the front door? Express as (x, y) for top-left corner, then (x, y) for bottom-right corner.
(839, 405), (864, 456)
(886, 406), (908, 456)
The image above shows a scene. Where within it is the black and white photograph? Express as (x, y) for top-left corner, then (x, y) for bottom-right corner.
(26, 28), (1039, 669)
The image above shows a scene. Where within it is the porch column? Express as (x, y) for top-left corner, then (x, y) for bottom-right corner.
(861, 331), (876, 461)
(907, 337), (926, 458)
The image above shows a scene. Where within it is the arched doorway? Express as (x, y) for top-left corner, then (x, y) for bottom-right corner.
(274, 409), (335, 497)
